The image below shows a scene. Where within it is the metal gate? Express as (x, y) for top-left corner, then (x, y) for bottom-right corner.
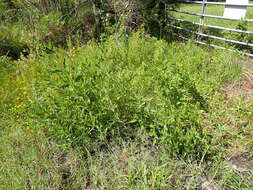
(169, 0), (253, 57)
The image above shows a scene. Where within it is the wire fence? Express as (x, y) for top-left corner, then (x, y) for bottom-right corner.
(170, 0), (253, 57)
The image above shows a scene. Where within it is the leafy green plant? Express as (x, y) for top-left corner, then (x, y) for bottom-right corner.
(0, 25), (29, 59)
(1, 29), (253, 189)
(18, 33), (242, 158)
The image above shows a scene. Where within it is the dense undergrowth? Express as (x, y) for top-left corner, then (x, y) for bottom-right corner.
(1, 32), (253, 189)
(5, 33), (244, 157)
(0, 0), (178, 60)
(1, 1), (253, 189)
(0, 0), (95, 59)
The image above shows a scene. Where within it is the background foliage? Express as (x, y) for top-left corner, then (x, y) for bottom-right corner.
(0, 0), (179, 59)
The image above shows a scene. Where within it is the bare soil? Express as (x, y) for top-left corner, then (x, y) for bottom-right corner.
(224, 58), (253, 99)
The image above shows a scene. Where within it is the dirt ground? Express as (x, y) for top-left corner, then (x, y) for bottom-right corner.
(224, 58), (253, 99)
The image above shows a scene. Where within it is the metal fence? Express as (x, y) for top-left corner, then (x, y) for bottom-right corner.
(169, 0), (253, 57)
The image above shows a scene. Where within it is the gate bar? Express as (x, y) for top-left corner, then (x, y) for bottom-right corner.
(168, 17), (253, 34)
(178, 0), (253, 7)
(170, 9), (253, 22)
(173, 33), (253, 57)
(171, 25), (253, 47)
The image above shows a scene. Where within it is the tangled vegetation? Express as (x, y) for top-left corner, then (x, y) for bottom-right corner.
(0, 0), (178, 59)
(1, 33), (253, 189)
(1, 0), (253, 189)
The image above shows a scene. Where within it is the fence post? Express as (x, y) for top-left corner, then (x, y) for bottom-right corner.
(198, 0), (207, 40)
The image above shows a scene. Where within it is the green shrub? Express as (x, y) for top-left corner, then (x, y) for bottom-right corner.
(0, 0), (180, 57)
(0, 25), (29, 59)
(21, 33), (242, 158)
(0, 0), (95, 59)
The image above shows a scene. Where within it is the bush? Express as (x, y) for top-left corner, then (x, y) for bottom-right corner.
(0, 0), (179, 55)
(0, 25), (29, 59)
(0, 0), (95, 59)
(20, 33), (242, 158)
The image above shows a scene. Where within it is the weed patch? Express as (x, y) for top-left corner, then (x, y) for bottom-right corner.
(1, 33), (253, 189)
(14, 34), (242, 159)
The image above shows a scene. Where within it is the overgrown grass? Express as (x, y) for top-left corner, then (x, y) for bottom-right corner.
(1, 33), (253, 189)
(17, 33), (244, 157)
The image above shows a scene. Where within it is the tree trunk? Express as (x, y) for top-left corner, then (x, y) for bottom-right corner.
(92, 3), (101, 39)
